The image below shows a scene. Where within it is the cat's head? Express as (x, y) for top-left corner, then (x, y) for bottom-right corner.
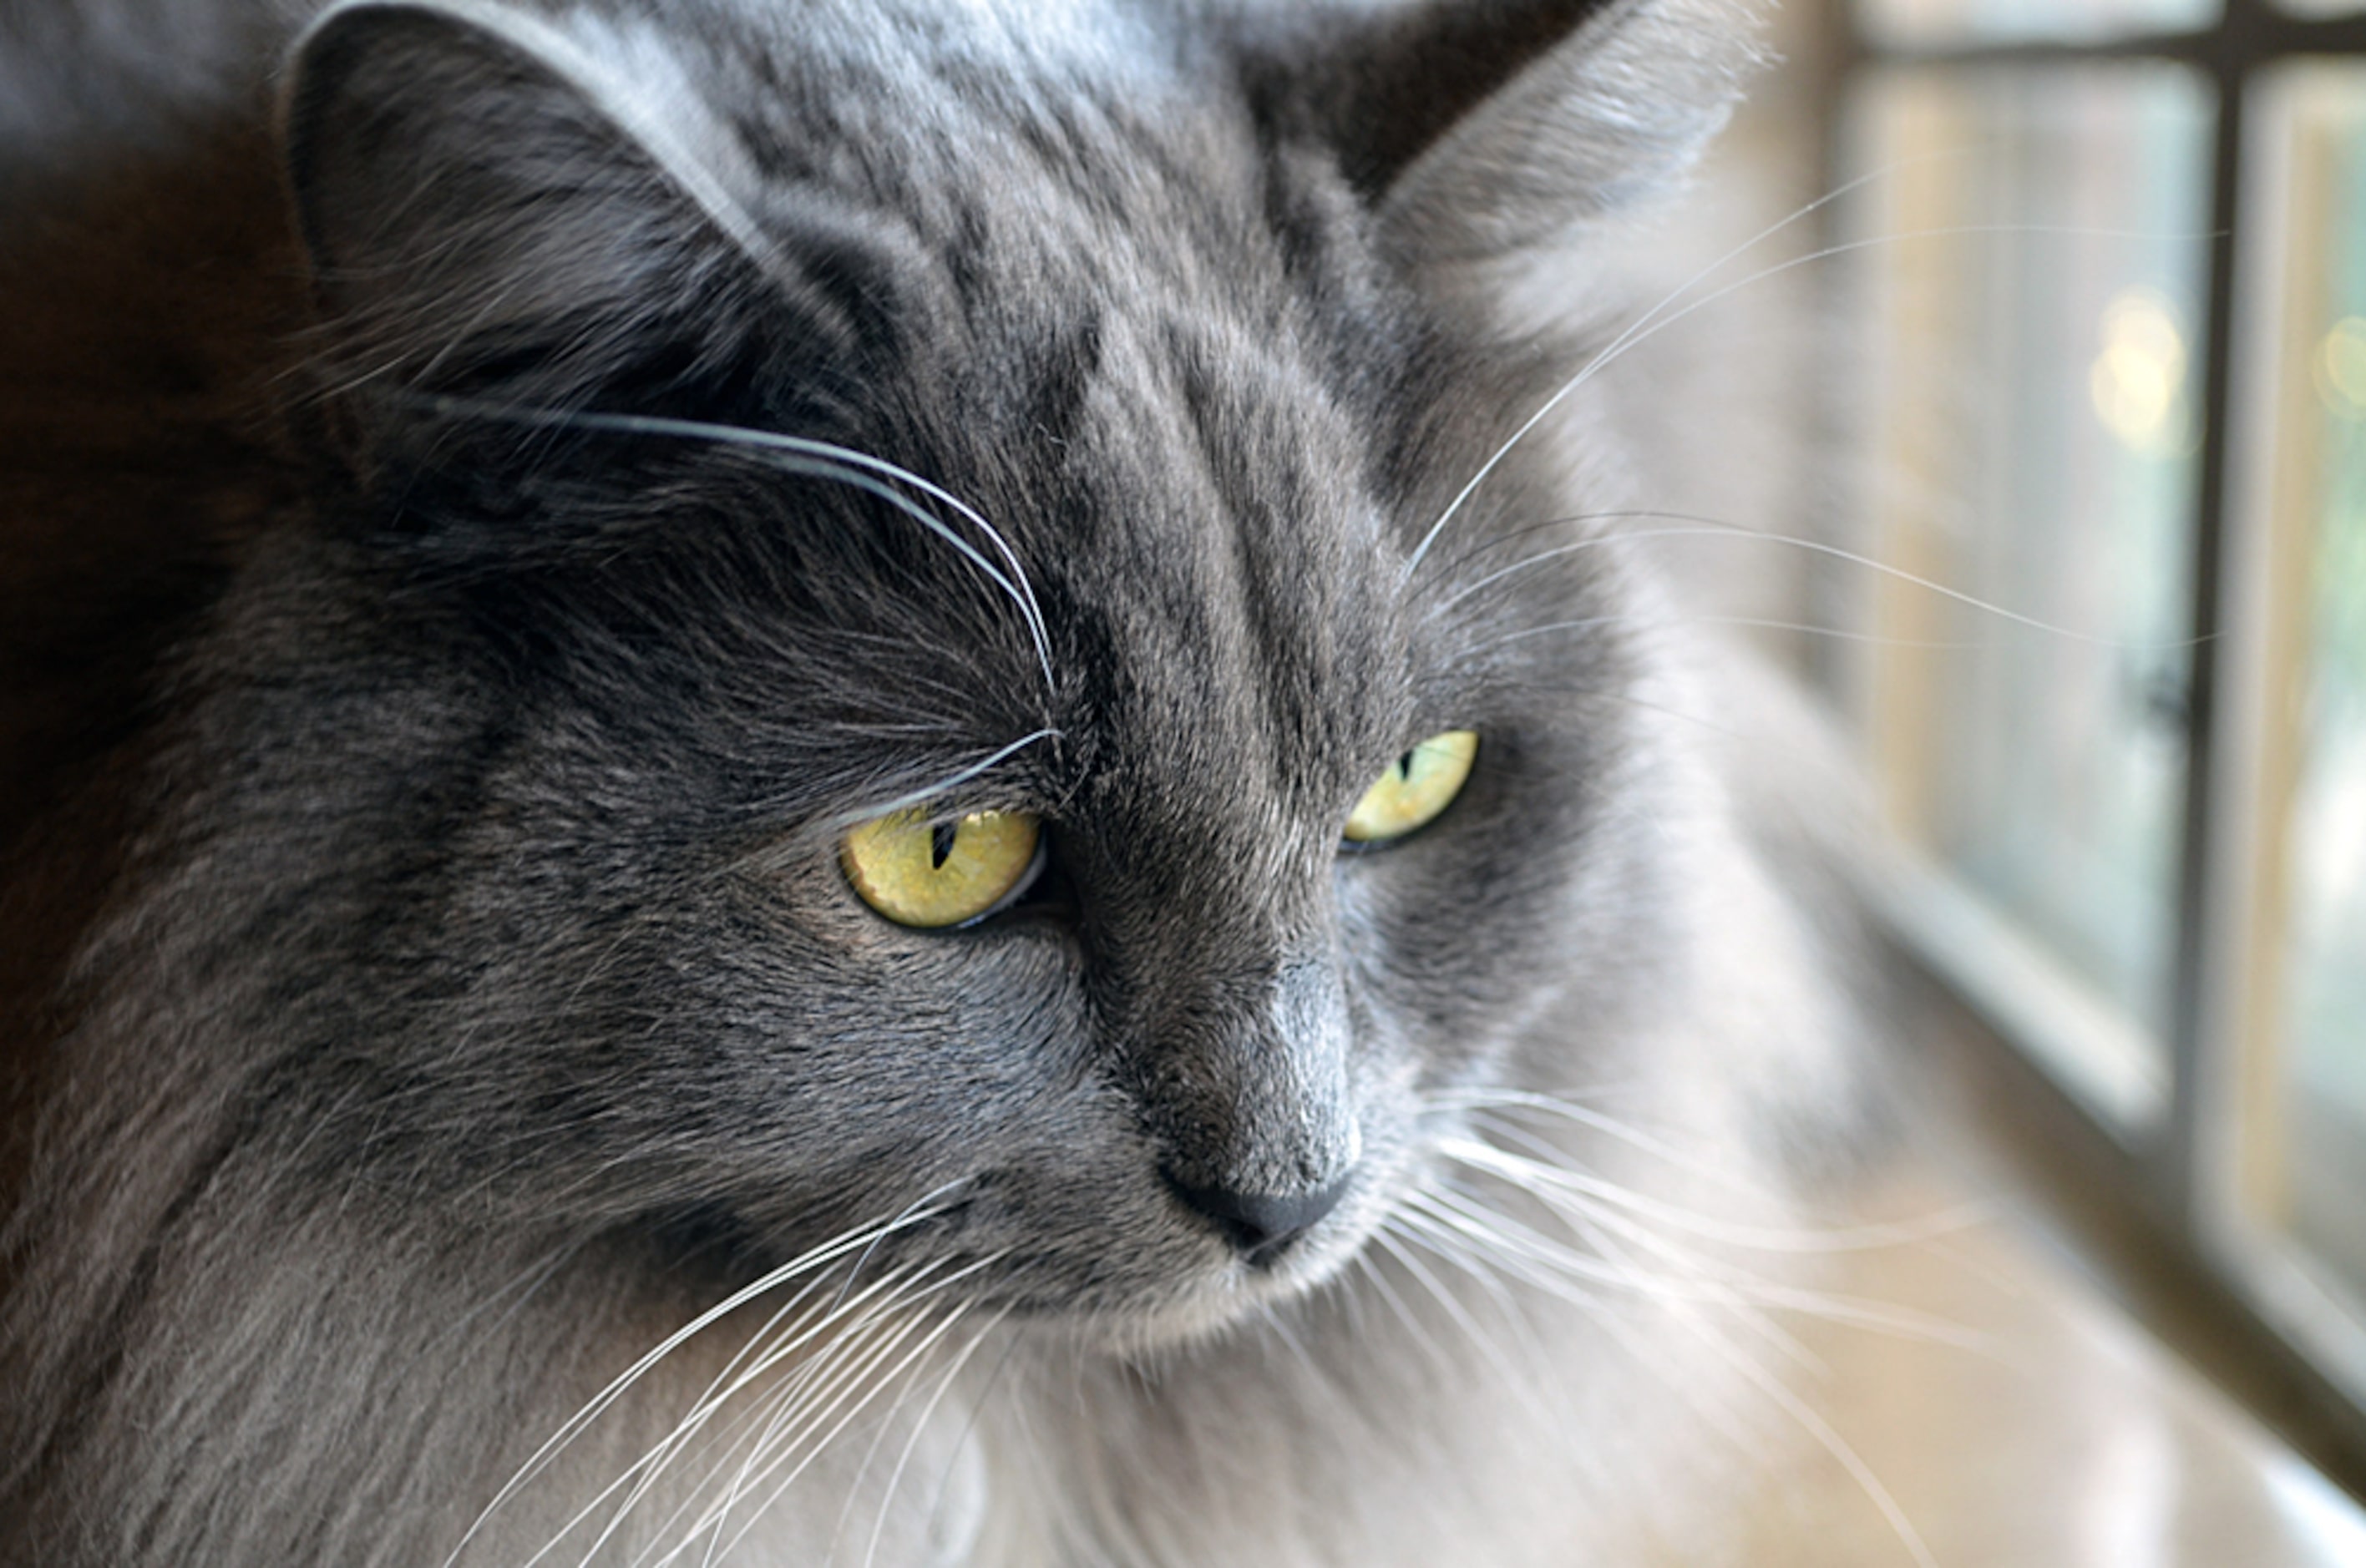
(219, 0), (1756, 1343)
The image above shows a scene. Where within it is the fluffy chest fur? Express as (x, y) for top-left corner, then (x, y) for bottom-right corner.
(0, 2), (1874, 1564)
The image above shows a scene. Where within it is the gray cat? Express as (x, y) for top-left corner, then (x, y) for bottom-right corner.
(0, 1), (1878, 1562)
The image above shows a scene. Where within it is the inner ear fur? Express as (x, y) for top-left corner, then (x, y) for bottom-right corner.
(1253, 0), (1761, 263)
(282, 0), (765, 425)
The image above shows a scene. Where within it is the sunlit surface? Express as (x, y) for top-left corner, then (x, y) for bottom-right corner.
(2091, 287), (2193, 453)
(2313, 316), (2366, 417)
(1842, 64), (2213, 1119)
(1718, 1162), (2366, 1565)
(1858, 0), (2221, 48)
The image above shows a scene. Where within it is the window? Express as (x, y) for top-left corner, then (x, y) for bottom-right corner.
(1831, 0), (2366, 1447)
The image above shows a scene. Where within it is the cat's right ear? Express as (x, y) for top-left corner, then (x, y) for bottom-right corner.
(281, 0), (822, 463)
(1265, 0), (1761, 267)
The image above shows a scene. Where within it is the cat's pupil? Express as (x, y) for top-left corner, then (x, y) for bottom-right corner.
(930, 821), (959, 870)
(1398, 751), (1416, 782)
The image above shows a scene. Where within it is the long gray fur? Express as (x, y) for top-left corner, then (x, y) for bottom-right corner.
(0, 3), (1876, 1563)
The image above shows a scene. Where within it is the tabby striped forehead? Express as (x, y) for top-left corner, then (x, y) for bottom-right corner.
(291, 0), (1654, 842)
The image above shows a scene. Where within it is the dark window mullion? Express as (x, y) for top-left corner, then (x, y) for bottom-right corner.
(2165, 0), (2257, 1227)
(1851, 6), (2366, 69)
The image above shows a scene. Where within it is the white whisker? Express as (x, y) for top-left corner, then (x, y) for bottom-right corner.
(1670, 1303), (1941, 1568)
(652, 1248), (1006, 1567)
(1406, 220), (2206, 583)
(448, 1186), (965, 1568)
(1431, 1088), (1816, 1206)
(1452, 1176), (1826, 1374)
(695, 1302), (980, 1567)
(1373, 1216), (1546, 1408)
(690, 1307), (935, 1568)
(824, 729), (1063, 829)
(1348, 1247), (1457, 1378)
(1253, 1298), (1371, 1442)
(531, 1262), (937, 1568)
(690, 1249), (1007, 1562)
(413, 397), (1059, 696)
(1401, 149), (1936, 579)
(914, 1322), (1029, 1557)
(1440, 1135), (1986, 1255)
(1406, 1184), (1767, 1388)
(1427, 514), (2209, 653)
(605, 1274), (875, 1565)
(644, 1265), (949, 1568)
(1438, 1132), (1993, 1355)
(854, 1304), (1011, 1568)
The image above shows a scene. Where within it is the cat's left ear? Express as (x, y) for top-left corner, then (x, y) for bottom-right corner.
(1266, 0), (1761, 265)
(279, 0), (788, 458)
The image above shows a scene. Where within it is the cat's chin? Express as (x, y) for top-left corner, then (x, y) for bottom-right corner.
(1050, 1188), (1401, 1354)
(1064, 1262), (1355, 1355)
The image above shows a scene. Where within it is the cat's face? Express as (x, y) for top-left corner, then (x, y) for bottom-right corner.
(249, 0), (1743, 1344)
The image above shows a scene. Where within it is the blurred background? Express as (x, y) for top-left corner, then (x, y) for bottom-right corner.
(1659, 0), (2366, 1514)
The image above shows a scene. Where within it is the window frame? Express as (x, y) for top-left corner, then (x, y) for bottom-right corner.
(1833, 0), (2366, 1473)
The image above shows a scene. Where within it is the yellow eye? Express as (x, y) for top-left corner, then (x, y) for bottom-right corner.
(841, 808), (1043, 928)
(1344, 730), (1478, 845)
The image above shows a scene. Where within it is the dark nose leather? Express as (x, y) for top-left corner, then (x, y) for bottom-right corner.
(1164, 1167), (1354, 1264)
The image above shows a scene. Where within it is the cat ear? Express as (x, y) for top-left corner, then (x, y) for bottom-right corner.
(1282, 0), (1761, 264)
(282, 0), (776, 422)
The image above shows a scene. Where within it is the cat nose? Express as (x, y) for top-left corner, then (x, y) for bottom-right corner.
(1163, 1166), (1355, 1264)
